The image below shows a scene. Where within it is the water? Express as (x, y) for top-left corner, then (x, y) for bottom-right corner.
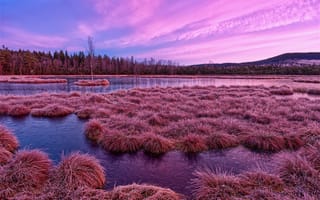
(0, 115), (275, 196)
(1, 76), (319, 100)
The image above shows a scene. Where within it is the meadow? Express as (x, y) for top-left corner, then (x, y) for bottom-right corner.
(0, 82), (320, 199)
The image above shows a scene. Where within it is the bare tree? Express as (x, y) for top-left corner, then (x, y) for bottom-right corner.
(88, 36), (94, 80)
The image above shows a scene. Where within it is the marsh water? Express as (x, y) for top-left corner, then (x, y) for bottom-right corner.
(0, 115), (275, 196)
(0, 76), (319, 96)
(0, 76), (319, 196)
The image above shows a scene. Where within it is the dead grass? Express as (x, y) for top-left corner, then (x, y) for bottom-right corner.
(205, 133), (238, 149)
(110, 183), (182, 200)
(0, 150), (52, 198)
(85, 119), (104, 142)
(74, 79), (110, 86)
(7, 105), (31, 116)
(31, 104), (73, 117)
(241, 133), (286, 152)
(142, 133), (173, 155)
(0, 85), (319, 153)
(7, 77), (67, 84)
(278, 154), (320, 197)
(178, 134), (208, 153)
(55, 152), (106, 190)
(192, 169), (247, 199)
(100, 132), (143, 153)
(0, 125), (19, 152)
(0, 147), (12, 165)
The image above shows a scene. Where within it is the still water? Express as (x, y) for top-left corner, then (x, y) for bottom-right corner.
(1, 76), (318, 95)
(0, 115), (275, 196)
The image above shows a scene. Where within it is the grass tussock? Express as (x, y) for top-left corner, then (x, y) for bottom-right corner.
(0, 125), (19, 152)
(278, 154), (320, 197)
(241, 133), (286, 152)
(192, 169), (247, 199)
(85, 119), (104, 142)
(0, 147), (12, 165)
(110, 183), (182, 200)
(142, 134), (173, 155)
(7, 77), (67, 84)
(205, 133), (238, 149)
(0, 150), (52, 198)
(0, 85), (319, 153)
(178, 134), (208, 153)
(307, 88), (320, 95)
(100, 133), (143, 153)
(270, 86), (294, 95)
(31, 104), (73, 117)
(7, 105), (31, 116)
(239, 171), (284, 192)
(74, 79), (110, 86)
(56, 152), (106, 189)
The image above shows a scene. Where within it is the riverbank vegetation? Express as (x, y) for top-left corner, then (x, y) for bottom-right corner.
(0, 85), (319, 155)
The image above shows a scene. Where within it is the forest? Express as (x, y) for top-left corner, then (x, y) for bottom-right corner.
(1, 47), (320, 75)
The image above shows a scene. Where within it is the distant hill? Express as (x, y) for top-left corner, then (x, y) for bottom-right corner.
(193, 52), (320, 67)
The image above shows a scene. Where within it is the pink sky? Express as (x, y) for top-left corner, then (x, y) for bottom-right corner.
(1, 0), (320, 64)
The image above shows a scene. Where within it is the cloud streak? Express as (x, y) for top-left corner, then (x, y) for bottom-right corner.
(1, 0), (319, 64)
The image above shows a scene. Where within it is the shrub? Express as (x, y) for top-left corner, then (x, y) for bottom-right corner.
(241, 133), (286, 152)
(143, 134), (173, 155)
(85, 119), (104, 142)
(56, 152), (106, 190)
(0, 125), (19, 152)
(206, 133), (238, 149)
(7, 105), (30, 116)
(178, 134), (207, 153)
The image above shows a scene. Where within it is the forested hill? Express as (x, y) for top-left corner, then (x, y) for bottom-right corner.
(1, 47), (320, 75)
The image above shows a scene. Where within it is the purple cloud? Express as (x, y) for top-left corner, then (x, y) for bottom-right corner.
(1, 0), (319, 64)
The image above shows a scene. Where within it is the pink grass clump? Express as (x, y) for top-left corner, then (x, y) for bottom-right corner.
(75, 107), (95, 119)
(278, 154), (320, 196)
(7, 77), (67, 84)
(0, 103), (9, 115)
(205, 133), (238, 149)
(0, 147), (12, 165)
(7, 105), (31, 116)
(307, 88), (320, 95)
(100, 132), (143, 153)
(85, 119), (104, 142)
(56, 152), (106, 190)
(241, 133), (286, 152)
(302, 142), (320, 171)
(0, 150), (52, 197)
(142, 134), (173, 155)
(192, 169), (247, 200)
(0, 125), (19, 152)
(178, 134), (208, 153)
(31, 104), (73, 117)
(74, 79), (110, 86)
(239, 171), (284, 192)
(283, 134), (305, 150)
(270, 86), (294, 95)
(110, 183), (182, 200)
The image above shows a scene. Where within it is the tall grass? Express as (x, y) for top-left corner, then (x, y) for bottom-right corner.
(0, 125), (19, 152)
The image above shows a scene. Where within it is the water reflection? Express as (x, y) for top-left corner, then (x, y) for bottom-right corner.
(0, 114), (276, 196)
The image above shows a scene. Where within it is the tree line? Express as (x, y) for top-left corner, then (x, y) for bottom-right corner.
(1, 47), (320, 75)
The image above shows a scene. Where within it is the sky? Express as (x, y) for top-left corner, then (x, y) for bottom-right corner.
(0, 0), (320, 65)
